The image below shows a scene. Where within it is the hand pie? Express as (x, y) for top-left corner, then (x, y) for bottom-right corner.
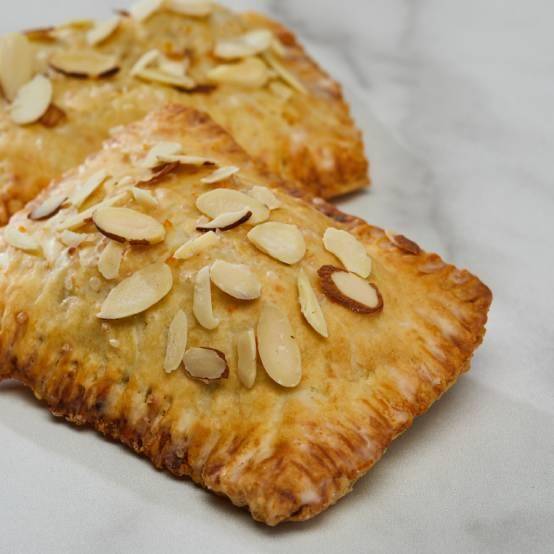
(0, 105), (491, 526)
(0, 1), (368, 224)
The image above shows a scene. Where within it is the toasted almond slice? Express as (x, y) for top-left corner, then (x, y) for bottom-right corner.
(201, 165), (239, 184)
(263, 51), (307, 94)
(193, 265), (219, 330)
(183, 347), (228, 383)
(385, 230), (421, 255)
(50, 50), (120, 78)
(168, 155), (216, 167)
(30, 194), (67, 221)
(139, 161), (181, 186)
(24, 27), (56, 43)
(98, 240), (124, 280)
(98, 262), (172, 319)
(164, 310), (188, 373)
(237, 329), (257, 388)
(60, 230), (91, 248)
(167, 0), (213, 17)
(38, 103), (66, 128)
(247, 185), (281, 210)
(196, 207), (252, 232)
(9, 75), (52, 125)
(173, 231), (219, 260)
(70, 169), (108, 208)
(297, 268), (328, 337)
(158, 57), (189, 77)
(210, 260), (261, 300)
(140, 142), (182, 169)
(3, 226), (40, 253)
(93, 207), (165, 245)
(131, 187), (158, 208)
(130, 0), (164, 21)
(135, 67), (196, 90)
(318, 265), (383, 314)
(196, 188), (269, 225)
(247, 222), (305, 265)
(207, 57), (270, 88)
(257, 303), (301, 388)
(0, 33), (35, 102)
(87, 17), (120, 46)
(214, 30), (273, 60)
(130, 49), (160, 76)
(323, 228), (372, 278)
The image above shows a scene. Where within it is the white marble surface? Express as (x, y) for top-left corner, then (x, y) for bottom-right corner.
(1, 1), (553, 553)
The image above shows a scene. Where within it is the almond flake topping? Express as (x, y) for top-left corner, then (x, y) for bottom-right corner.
(4, 226), (40, 253)
(131, 49), (195, 89)
(59, 230), (92, 247)
(385, 230), (421, 255)
(174, 231), (219, 260)
(70, 169), (108, 208)
(140, 142), (182, 168)
(318, 265), (383, 314)
(196, 207), (252, 232)
(257, 303), (302, 388)
(131, 186), (158, 208)
(193, 265), (220, 330)
(214, 30), (273, 60)
(167, 0), (213, 17)
(210, 260), (261, 300)
(248, 186), (281, 210)
(164, 310), (188, 373)
(201, 165), (239, 184)
(196, 188), (269, 225)
(183, 348), (228, 383)
(263, 51), (307, 94)
(98, 240), (124, 280)
(98, 262), (173, 319)
(0, 33), (35, 102)
(87, 17), (120, 46)
(297, 268), (328, 337)
(9, 75), (53, 125)
(247, 222), (305, 265)
(129, 0), (164, 22)
(93, 207), (165, 245)
(30, 194), (67, 221)
(236, 329), (257, 388)
(50, 50), (120, 79)
(207, 57), (270, 88)
(323, 228), (372, 278)
(58, 191), (128, 231)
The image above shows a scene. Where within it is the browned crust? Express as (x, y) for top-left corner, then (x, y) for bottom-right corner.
(0, 106), (492, 526)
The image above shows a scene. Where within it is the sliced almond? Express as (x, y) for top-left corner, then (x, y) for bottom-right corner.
(207, 57), (270, 88)
(3, 226), (40, 253)
(318, 265), (383, 314)
(385, 230), (421, 255)
(196, 207), (252, 232)
(131, 187), (158, 209)
(247, 222), (305, 265)
(210, 260), (261, 300)
(167, 0), (213, 17)
(30, 194), (66, 221)
(70, 169), (108, 208)
(24, 27), (56, 43)
(201, 165), (239, 184)
(98, 262), (173, 319)
(135, 67), (196, 90)
(59, 230), (91, 247)
(214, 30), (273, 60)
(193, 265), (219, 330)
(50, 50), (120, 79)
(98, 240), (124, 280)
(263, 51), (307, 94)
(173, 231), (219, 260)
(139, 161), (180, 186)
(196, 188), (269, 225)
(140, 142), (182, 168)
(323, 228), (372, 278)
(93, 207), (165, 245)
(248, 186), (281, 210)
(164, 310), (188, 373)
(9, 75), (52, 125)
(129, 0), (164, 21)
(237, 329), (257, 388)
(297, 268), (328, 337)
(38, 103), (66, 128)
(87, 17), (120, 46)
(183, 347), (228, 383)
(257, 304), (302, 388)
(0, 33), (35, 102)
(131, 49), (160, 76)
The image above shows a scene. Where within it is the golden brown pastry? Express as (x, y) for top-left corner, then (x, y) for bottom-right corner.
(0, 105), (491, 525)
(0, 0), (368, 224)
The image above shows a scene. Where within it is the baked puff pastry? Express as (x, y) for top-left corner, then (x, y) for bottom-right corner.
(0, 105), (491, 525)
(0, 0), (368, 224)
